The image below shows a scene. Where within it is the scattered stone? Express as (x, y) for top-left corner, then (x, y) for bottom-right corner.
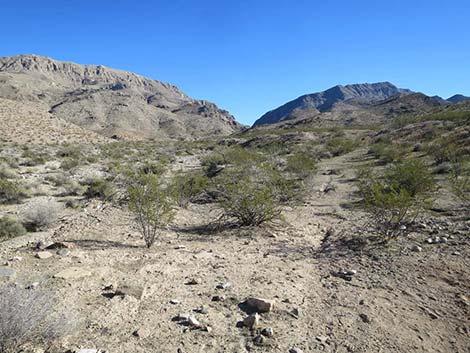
(440, 237), (448, 244)
(46, 242), (71, 250)
(57, 249), (71, 257)
(174, 245), (186, 250)
(27, 282), (39, 289)
(411, 245), (423, 252)
(114, 284), (145, 300)
(175, 313), (191, 321)
(245, 297), (274, 313)
(316, 335), (329, 343)
(53, 267), (92, 280)
(9, 256), (22, 262)
(216, 282), (232, 290)
(289, 347), (303, 353)
(253, 334), (265, 346)
(243, 313), (260, 329)
(359, 313), (371, 323)
(36, 240), (53, 250)
(290, 308), (300, 318)
(188, 316), (202, 328)
(204, 325), (213, 333)
(0, 267), (16, 281)
(186, 278), (201, 285)
(35, 251), (53, 259)
(132, 328), (147, 338)
(426, 238), (434, 244)
(212, 295), (225, 302)
(194, 306), (208, 314)
(170, 299), (181, 305)
(261, 327), (274, 337)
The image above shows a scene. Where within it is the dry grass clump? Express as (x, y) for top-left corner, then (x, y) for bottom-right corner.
(20, 199), (62, 231)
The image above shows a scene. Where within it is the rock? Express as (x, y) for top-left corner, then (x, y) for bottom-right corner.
(9, 256), (22, 262)
(359, 313), (371, 323)
(216, 282), (232, 290)
(261, 327), (274, 337)
(36, 240), (53, 250)
(243, 313), (260, 329)
(289, 347), (303, 353)
(175, 313), (191, 321)
(132, 328), (147, 338)
(170, 299), (181, 305)
(440, 237), (448, 244)
(290, 308), (300, 318)
(27, 282), (39, 289)
(0, 267), (16, 281)
(35, 251), (53, 259)
(114, 284), (145, 300)
(253, 334), (265, 346)
(186, 278), (201, 285)
(411, 245), (423, 252)
(57, 249), (71, 257)
(426, 238), (434, 244)
(246, 297), (274, 313)
(194, 306), (208, 314)
(316, 335), (329, 343)
(46, 242), (71, 250)
(212, 295), (225, 302)
(53, 267), (92, 280)
(188, 316), (202, 328)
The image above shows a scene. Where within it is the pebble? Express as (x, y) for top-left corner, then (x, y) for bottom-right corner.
(212, 295), (225, 302)
(359, 313), (371, 323)
(188, 316), (202, 328)
(176, 313), (191, 321)
(245, 297), (275, 313)
(194, 306), (208, 314)
(170, 299), (180, 305)
(261, 327), (274, 337)
(216, 282), (232, 290)
(27, 282), (39, 289)
(289, 347), (303, 353)
(35, 251), (53, 259)
(9, 256), (22, 262)
(186, 278), (201, 285)
(253, 334), (265, 346)
(243, 313), (260, 329)
(411, 245), (423, 252)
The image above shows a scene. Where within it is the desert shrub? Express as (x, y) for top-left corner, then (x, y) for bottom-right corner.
(285, 152), (317, 179)
(21, 199), (61, 231)
(0, 217), (27, 241)
(450, 160), (470, 205)
(56, 144), (83, 159)
(369, 142), (402, 164)
(170, 170), (209, 207)
(325, 136), (360, 156)
(22, 149), (48, 166)
(83, 178), (115, 200)
(128, 171), (175, 248)
(384, 159), (436, 197)
(358, 160), (435, 242)
(0, 163), (16, 179)
(0, 284), (75, 353)
(216, 163), (285, 226)
(62, 180), (86, 196)
(426, 139), (459, 165)
(60, 157), (81, 171)
(0, 179), (27, 204)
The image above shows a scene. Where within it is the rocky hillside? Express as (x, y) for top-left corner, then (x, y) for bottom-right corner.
(254, 82), (412, 126)
(0, 55), (241, 140)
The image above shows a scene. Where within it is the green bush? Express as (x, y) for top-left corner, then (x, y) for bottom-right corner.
(0, 179), (27, 204)
(325, 136), (360, 156)
(358, 159), (435, 242)
(369, 142), (402, 164)
(84, 178), (115, 200)
(128, 171), (175, 248)
(0, 217), (27, 241)
(285, 152), (317, 179)
(170, 170), (209, 207)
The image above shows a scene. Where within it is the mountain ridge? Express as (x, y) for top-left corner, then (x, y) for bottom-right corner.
(0, 54), (241, 140)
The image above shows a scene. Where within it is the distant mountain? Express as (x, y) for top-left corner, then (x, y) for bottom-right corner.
(0, 54), (241, 140)
(447, 94), (470, 104)
(254, 82), (411, 126)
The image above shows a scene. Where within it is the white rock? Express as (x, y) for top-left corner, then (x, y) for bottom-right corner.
(188, 316), (202, 328)
(35, 251), (53, 259)
(289, 347), (303, 353)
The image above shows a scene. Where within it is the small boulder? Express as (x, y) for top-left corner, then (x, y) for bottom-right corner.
(246, 297), (274, 313)
(253, 334), (265, 346)
(261, 327), (274, 337)
(243, 313), (260, 329)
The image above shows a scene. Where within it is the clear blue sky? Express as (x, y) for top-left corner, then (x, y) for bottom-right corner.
(1, 0), (469, 125)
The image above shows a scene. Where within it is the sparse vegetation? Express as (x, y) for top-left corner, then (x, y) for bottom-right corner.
(21, 199), (62, 231)
(325, 136), (361, 156)
(170, 170), (209, 207)
(357, 159), (436, 241)
(127, 170), (175, 248)
(0, 178), (27, 204)
(0, 216), (27, 241)
(84, 178), (115, 200)
(0, 284), (75, 353)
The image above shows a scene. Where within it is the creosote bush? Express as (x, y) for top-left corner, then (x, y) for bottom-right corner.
(357, 159), (435, 242)
(0, 216), (27, 241)
(325, 136), (361, 156)
(285, 152), (317, 179)
(21, 199), (62, 231)
(0, 178), (27, 204)
(0, 284), (75, 353)
(84, 178), (115, 200)
(127, 170), (175, 248)
(170, 170), (209, 207)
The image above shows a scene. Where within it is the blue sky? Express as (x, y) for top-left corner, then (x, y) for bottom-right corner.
(1, 0), (469, 125)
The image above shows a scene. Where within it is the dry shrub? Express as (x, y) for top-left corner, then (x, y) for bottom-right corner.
(21, 199), (62, 231)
